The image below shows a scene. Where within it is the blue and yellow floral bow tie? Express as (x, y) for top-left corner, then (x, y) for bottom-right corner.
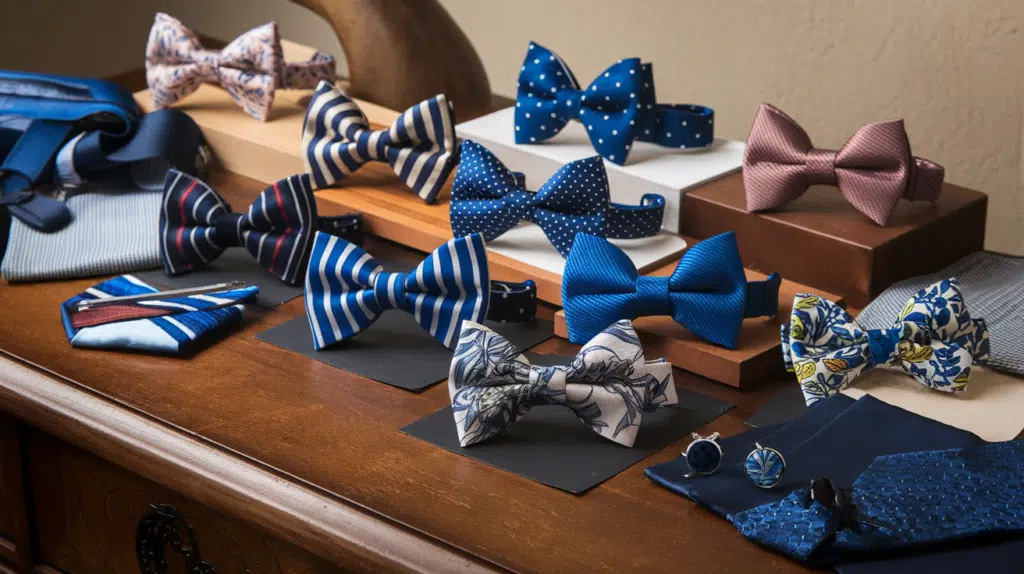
(450, 140), (665, 257)
(515, 42), (714, 165)
(304, 232), (490, 350)
(562, 232), (781, 348)
(449, 319), (677, 448)
(782, 278), (990, 405)
(302, 81), (458, 204)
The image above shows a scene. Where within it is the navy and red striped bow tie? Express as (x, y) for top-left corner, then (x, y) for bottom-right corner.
(160, 169), (347, 285)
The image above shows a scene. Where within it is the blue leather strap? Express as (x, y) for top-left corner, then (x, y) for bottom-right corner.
(0, 119), (75, 231)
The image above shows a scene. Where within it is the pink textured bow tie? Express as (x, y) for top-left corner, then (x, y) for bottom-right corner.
(743, 104), (944, 226)
(145, 13), (335, 121)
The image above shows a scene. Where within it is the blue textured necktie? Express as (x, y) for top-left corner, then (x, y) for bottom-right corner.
(450, 140), (664, 257)
(729, 441), (1024, 564)
(561, 231), (781, 348)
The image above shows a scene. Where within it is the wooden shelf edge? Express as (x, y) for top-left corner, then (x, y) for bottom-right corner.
(0, 354), (501, 574)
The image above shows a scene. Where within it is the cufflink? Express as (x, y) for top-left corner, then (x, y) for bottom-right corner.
(683, 432), (722, 476)
(744, 442), (786, 488)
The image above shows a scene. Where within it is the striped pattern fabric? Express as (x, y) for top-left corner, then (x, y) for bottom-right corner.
(857, 251), (1024, 375)
(1, 186), (161, 282)
(60, 274), (258, 355)
(160, 169), (316, 285)
(301, 80), (457, 204)
(305, 232), (489, 350)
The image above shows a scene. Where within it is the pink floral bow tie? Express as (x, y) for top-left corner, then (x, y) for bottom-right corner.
(743, 103), (944, 226)
(145, 13), (336, 121)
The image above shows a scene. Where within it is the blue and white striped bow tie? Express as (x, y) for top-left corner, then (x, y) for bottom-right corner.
(302, 81), (458, 204)
(304, 232), (490, 350)
(61, 274), (259, 355)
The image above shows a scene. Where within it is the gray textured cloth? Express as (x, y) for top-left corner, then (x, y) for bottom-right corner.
(857, 251), (1024, 375)
(1, 185), (161, 282)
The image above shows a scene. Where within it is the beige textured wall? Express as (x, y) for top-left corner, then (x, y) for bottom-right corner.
(2, 1), (1020, 253)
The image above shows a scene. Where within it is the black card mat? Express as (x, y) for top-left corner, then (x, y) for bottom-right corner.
(401, 352), (735, 493)
(256, 314), (554, 391)
(135, 249), (301, 308)
(745, 384), (809, 428)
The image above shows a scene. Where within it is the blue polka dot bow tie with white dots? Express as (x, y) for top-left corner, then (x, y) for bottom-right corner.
(562, 232), (782, 349)
(450, 140), (665, 257)
(515, 42), (714, 165)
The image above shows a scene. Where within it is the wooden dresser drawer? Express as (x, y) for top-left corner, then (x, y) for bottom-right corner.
(28, 431), (341, 574)
(0, 413), (28, 571)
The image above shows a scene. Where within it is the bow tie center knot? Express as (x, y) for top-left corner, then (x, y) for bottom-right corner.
(193, 50), (222, 81)
(213, 213), (246, 248)
(635, 276), (673, 317)
(866, 327), (903, 367)
(528, 367), (569, 405)
(805, 148), (839, 187)
(352, 129), (388, 161)
(505, 189), (540, 217)
(370, 271), (410, 311)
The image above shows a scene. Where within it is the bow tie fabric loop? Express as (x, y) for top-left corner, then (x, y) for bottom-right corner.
(146, 13), (336, 122)
(449, 319), (678, 447)
(304, 232), (490, 350)
(782, 278), (990, 406)
(743, 103), (944, 226)
(450, 140), (664, 257)
(562, 232), (781, 349)
(160, 170), (318, 285)
(302, 81), (457, 204)
(515, 42), (714, 165)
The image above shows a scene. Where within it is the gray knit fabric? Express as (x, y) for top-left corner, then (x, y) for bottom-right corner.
(857, 251), (1024, 375)
(1, 184), (161, 282)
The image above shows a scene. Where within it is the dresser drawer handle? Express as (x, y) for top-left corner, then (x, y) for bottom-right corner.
(136, 504), (218, 574)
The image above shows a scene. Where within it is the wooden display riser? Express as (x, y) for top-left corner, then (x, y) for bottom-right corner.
(553, 265), (844, 388)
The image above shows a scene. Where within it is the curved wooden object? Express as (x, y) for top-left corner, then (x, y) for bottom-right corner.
(291, 0), (493, 120)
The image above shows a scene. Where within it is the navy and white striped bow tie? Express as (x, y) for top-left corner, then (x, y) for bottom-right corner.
(160, 169), (318, 285)
(304, 232), (490, 350)
(302, 81), (458, 204)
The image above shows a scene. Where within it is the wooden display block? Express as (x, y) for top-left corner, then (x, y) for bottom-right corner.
(553, 261), (844, 388)
(679, 173), (988, 308)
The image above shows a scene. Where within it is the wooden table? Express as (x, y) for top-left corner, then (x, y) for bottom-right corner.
(0, 167), (811, 573)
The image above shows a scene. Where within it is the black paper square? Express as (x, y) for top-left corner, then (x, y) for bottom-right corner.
(135, 249), (301, 308)
(401, 352), (735, 493)
(745, 384), (808, 428)
(255, 315), (554, 391)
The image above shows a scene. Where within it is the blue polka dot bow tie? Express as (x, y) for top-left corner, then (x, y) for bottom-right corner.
(729, 441), (1024, 564)
(562, 232), (781, 348)
(304, 232), (490, 350)
(515, 42), (714, 165)
(160, 169), (361, 286)
(450, 140), (665, 257)
(449, 319), (678, 447)
(302, 80), (458, 204)
(782, 278), (990, 406)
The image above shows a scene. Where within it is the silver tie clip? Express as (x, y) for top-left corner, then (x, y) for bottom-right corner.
(75, 281), (247, 312)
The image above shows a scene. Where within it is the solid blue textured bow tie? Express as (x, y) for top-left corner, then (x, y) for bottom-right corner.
(562, 232), (781, 348)
(450, 140), (665, 257)
(515, 42), (714, 165)
(304, 232), (490, 350)
(729, 441), (1024, 565)
(302, 80), (458, 204)
(160, 169), (324, 285)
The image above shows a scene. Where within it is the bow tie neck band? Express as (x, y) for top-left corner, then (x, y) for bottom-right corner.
(302, 81), (458, 204)
(450, 320), (678, 448)
(562, 232), (781, 349)
(451, 140), (665, 257)
(515, 42), (714, 165)
(783, 278), (989, 405)
(159, 170), (361, 286)
(743, 103), (944, 226)
(146, 13), (336, 121)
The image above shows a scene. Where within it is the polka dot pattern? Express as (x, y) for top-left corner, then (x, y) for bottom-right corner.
(514, 42), (715, 165)
(450, 140), (665, 258)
